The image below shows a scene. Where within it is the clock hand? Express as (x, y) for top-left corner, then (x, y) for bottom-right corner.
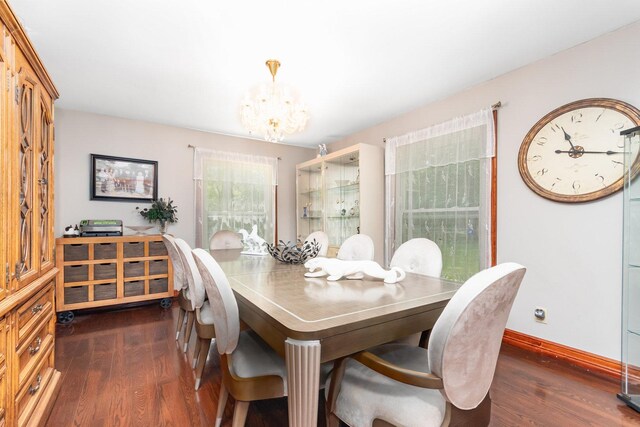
(561, 126), (576, 150)
(554, 149), (624, 155)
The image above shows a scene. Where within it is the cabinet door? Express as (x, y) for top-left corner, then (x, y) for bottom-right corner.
(37, 93), (54, 273)
(12, 53), (39, 289)
(0, 24), (12, 301)
(324, 152), (360, 251)
(296, 164), (324, 241)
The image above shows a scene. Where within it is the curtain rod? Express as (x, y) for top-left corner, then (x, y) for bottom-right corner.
(382, 102), (502, 143)
(188, 144), (282, 160)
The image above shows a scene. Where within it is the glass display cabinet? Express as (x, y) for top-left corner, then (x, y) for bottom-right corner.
(296, 143), (384, 262)
(620, 125), (640, 411)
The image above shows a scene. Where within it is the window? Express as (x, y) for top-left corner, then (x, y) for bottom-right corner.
(385, 109), (496, 282)
(194, 148), (277, 248)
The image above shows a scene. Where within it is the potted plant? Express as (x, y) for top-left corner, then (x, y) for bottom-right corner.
(136, 197), (178, 234)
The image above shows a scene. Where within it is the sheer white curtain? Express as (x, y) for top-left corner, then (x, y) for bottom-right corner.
(385, 108), (495, 282)
(193, 148), (278, 248)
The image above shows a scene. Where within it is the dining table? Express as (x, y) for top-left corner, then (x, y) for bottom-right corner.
(210, 249), (461, 427)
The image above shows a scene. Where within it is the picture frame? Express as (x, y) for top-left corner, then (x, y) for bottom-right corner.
(90, 154), (158, 202)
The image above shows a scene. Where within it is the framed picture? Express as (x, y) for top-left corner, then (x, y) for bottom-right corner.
(90, 154), (158, 202)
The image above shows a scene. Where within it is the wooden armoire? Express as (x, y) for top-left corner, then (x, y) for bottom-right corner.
(0, 1), (61, 426)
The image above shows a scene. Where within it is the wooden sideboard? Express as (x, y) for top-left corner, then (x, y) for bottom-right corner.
(55, 235), (174, 322)
(0, 1), (61, 425)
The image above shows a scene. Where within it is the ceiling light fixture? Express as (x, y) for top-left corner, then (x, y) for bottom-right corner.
(241, 59), (309, 143)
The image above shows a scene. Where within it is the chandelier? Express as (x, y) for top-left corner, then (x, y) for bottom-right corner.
(241, 59), (309, 143)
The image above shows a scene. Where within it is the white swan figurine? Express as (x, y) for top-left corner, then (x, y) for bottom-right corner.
(238, 225), (267, 255)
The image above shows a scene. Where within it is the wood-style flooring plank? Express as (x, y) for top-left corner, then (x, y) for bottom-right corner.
(105, 336), (132, 427)
(70, 344), (114, 426)
(45, 303), (640, 427)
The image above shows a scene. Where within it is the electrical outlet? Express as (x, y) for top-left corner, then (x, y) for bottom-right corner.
(534, 307), (547, 324)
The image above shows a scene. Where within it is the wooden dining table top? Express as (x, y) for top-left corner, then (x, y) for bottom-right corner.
(210, 249), (461, 362)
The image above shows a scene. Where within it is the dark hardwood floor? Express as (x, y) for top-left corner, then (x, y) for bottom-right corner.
(46, 303), (640, 426)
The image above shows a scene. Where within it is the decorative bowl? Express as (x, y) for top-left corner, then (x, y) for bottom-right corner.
(266, 239), (320, 264)
(126, 225), (154, 235)
(334, 180), (350, 187)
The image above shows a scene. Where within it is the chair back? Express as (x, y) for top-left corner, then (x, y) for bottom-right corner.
(174, 238), (206, 309)
(390, 238), (442, 277)
(304, 231), (329, 257)
(210, 230), (244, 250)
(192, 249), (240, 355)
(337, 234), (374, 261)
(162, 235), (187, 291)
(428, 262), (525, 410)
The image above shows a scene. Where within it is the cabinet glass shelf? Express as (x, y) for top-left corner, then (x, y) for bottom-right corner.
(327, 183), (360, 192)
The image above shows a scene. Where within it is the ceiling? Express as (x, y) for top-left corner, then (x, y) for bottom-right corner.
(10, 0), (640, 147)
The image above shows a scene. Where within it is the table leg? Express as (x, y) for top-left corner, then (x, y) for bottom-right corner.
(285, 338), (321, 427)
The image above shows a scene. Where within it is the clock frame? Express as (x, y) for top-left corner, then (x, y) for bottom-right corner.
(518, 98), (640, 203)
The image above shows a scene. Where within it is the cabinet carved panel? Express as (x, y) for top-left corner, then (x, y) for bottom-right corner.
(38, 97), (53, 270)
(0, 1), (61, 426)
(18, 77), (34, 284)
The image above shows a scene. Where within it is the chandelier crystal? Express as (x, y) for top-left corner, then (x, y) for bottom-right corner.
(241, 59), (309, 143)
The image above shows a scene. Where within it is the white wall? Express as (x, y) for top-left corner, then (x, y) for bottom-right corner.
(54, 109), (315, 247)
(328, 22), (640, 360)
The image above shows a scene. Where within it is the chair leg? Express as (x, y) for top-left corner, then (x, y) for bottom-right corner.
(175, 307), (186, 341)
(194, 338), (212, 390)
(327, 413), (342, 427)
(326, 357), (348, 427)
(231, 401), (250, 427)
(183, 311), (195, 353)
(419, 329), (432, 349)
(215, 383), (229, 427)
(192, 336), (202, 369)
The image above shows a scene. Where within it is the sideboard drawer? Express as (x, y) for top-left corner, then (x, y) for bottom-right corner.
(17, 320), (53, 389)
(64, 264), (89, 283)
(148, 241), (167, 256)
(94, 262), (117, 280)
(17, 284), (54, 344)
(149, 259), (168, 275)
(94, 242), (117, 260)
(94, 283), (117, 301)
(123, 242), (145, 258)
(124, 281), (144, 297)
(124, 261), (144, 278)
(149, 278), (168, 294)
(63, 244), (88, 261)
(64, 286), (89, 305)
(16, 346), (54, 427)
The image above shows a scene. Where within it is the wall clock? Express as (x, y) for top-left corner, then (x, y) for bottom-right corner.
(518, 98), (640, 203)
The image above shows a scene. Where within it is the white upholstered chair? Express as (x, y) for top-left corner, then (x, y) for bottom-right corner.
(325, 263), (526, 427)
(305, 230), (329, 257)
(209, 230), (244, 250)
(174, 238), (217, 390)
(191, 248), (288, 427)
(337, 234), (374, 261)
(390, 238), (443, 346)
(162, 235), (193, 346)
(390, 238), (442, 278)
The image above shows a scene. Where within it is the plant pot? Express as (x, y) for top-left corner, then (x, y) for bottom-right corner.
(158, 221), (168, 234)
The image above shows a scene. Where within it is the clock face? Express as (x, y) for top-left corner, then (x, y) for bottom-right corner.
(518, 98), (640, 202)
